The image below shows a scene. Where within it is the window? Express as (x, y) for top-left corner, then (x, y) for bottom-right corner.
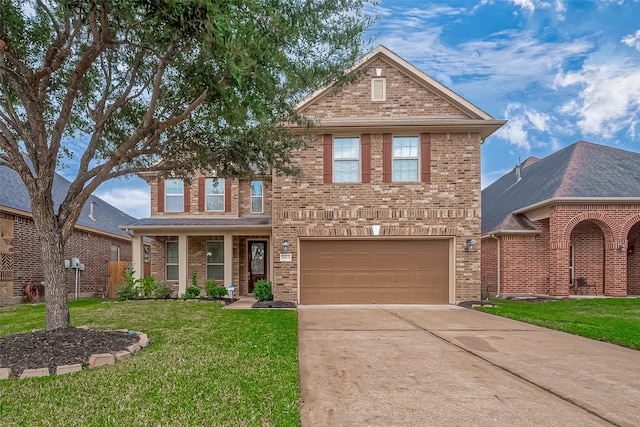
(165, 179), (184, 212)
(333, 137), (360, 182)
(371, 78), (386, 101)
(110, 245), (120, 262)
(392, 136), (419, 181)
(205, 178), (225, 211)
(166, 241), (179, 281)
(144, 246), (151, 263)
(251, 181), (263, 213)
(206, 241), (224, 282)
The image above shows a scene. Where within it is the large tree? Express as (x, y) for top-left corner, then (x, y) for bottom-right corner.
(0, 0), (373, 330)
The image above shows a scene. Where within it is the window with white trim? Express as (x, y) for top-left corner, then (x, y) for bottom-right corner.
(166, 241), (179, 281)
(205, 178), (225, 211)
(110, 245), (120, 262)
(206, 241), (224, 282)
(392, 136), (419, 181)
(251, 181), (263, 213)
(371, 78), (386, 101)
(333, 137), (360, 183)
(165, 179), (184, 212)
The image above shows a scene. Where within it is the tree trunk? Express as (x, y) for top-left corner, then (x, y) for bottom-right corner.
(31, 205), (71, 330)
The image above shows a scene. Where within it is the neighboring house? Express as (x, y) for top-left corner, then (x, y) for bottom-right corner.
(481, 140), (640, 298)
(124, 45), (505, 304)
(0, 165), (139, 304)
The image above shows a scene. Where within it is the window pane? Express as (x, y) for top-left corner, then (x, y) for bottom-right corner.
(393, 137), (419, 157)
(393, 159), (419, 181)
(166, 265), (179, 281)
(251, 181), (263, 196)
(206, 195), (224, 211)
(165, 195), (184, 212)
(207, 265), (224, 281)
(251, 197), (263, 213)
(207, 241), (224, 263)
(334, 160), (359, 182)
(205, 178), (224, 194)
(165, 179), (183, 195)
(166, 242), (179, 263)
(334, 138), (359, 159)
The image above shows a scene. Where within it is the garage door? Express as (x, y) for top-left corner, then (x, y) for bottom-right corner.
(299, 239), (449, 304)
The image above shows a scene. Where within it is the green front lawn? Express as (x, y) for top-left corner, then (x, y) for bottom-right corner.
(476, 298), (640, 350)
(0, 300), (299, 426)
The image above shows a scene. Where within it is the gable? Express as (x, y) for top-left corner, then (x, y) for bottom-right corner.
(299, 56), (469, 119)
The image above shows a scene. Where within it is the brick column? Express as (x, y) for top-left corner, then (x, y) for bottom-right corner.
(604, 241), (627, 296)
(549, 238), (571, 296)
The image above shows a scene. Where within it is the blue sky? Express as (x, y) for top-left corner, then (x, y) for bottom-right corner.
(89, 0), (640, 218)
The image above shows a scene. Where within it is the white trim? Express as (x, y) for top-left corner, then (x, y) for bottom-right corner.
(371, 78), (386, 101)
(514, 197), (640, 215)
(204, 178), (225, 212)
(250, 180), (264, 213)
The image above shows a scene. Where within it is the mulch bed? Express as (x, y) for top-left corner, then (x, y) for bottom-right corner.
(252, 300), (297, 309)
(0, 327), (140, 377)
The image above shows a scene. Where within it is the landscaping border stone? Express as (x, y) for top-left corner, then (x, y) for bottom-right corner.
(0, 329), (150, 381)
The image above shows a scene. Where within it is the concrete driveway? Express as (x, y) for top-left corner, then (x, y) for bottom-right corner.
(298, 305), (640, 427)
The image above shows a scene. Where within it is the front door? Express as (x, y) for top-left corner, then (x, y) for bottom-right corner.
(248, 241), (267, 293)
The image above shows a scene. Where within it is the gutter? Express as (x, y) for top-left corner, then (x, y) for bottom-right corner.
(513, 197), (640, 215)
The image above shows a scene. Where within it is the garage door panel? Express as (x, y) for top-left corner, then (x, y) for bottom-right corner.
(300, 239), (449, 304)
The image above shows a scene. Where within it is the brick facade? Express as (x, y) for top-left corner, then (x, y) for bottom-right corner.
(0, 210), (132, 302)
(482, 204), (640, 298)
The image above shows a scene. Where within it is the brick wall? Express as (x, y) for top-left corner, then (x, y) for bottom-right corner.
(1, 210), (131, 298)
(272, 131), (482, 303)
(490, 204), (640, 297)
(481, 237), (497, 296)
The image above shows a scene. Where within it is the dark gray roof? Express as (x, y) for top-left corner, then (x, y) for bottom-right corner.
(482, 141), (640, 234)
(126, 217), (272, 228)
(0, 165), (137, 239)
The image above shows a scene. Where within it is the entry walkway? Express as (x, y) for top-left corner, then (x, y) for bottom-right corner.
(298, 305), (640, 427)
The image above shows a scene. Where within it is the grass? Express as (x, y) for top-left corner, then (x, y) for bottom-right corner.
(476, 298), (640, 350)
(0, 300), (299, 427)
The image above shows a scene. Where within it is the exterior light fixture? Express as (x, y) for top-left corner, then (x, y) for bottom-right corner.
(619, 243), (626, 252)
(283, 240), (289, 253)
(465, 239), (476, 252)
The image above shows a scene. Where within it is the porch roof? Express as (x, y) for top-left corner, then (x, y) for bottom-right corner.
(120, 216), (272, 234)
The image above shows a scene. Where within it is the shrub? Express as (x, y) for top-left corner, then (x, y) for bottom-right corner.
(184, 285), (201, 299)
(117, 270), (140, 300)
(154, 282), (174, 299)
(254, 280), (273, 301)
(204, 279), (218, 297)
(139, 276), (157, 298)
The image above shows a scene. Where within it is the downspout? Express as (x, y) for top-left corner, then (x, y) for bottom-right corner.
(491, 234), (500, 298)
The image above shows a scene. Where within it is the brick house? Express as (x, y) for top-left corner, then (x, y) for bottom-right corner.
(481, 140), (640, 298)
(0, 165), (138, 304)
(124, 45), (505, 304)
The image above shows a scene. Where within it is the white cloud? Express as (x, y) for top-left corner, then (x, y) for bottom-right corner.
(555, 63), (640, 139)
(494, 104), (556, 150)
(510, 0), (535, 12)
(622, 29), (640, 50)
(95, 185), (150, 219)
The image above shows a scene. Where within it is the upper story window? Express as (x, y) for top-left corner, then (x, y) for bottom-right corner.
(251, 181), (263, 213)
(333, 137), (360, 183)
(371, 78), (386, 101)
(392, 136), (419, 181)
(165, 179), (184, 212)
(205, 178), (225, 211)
